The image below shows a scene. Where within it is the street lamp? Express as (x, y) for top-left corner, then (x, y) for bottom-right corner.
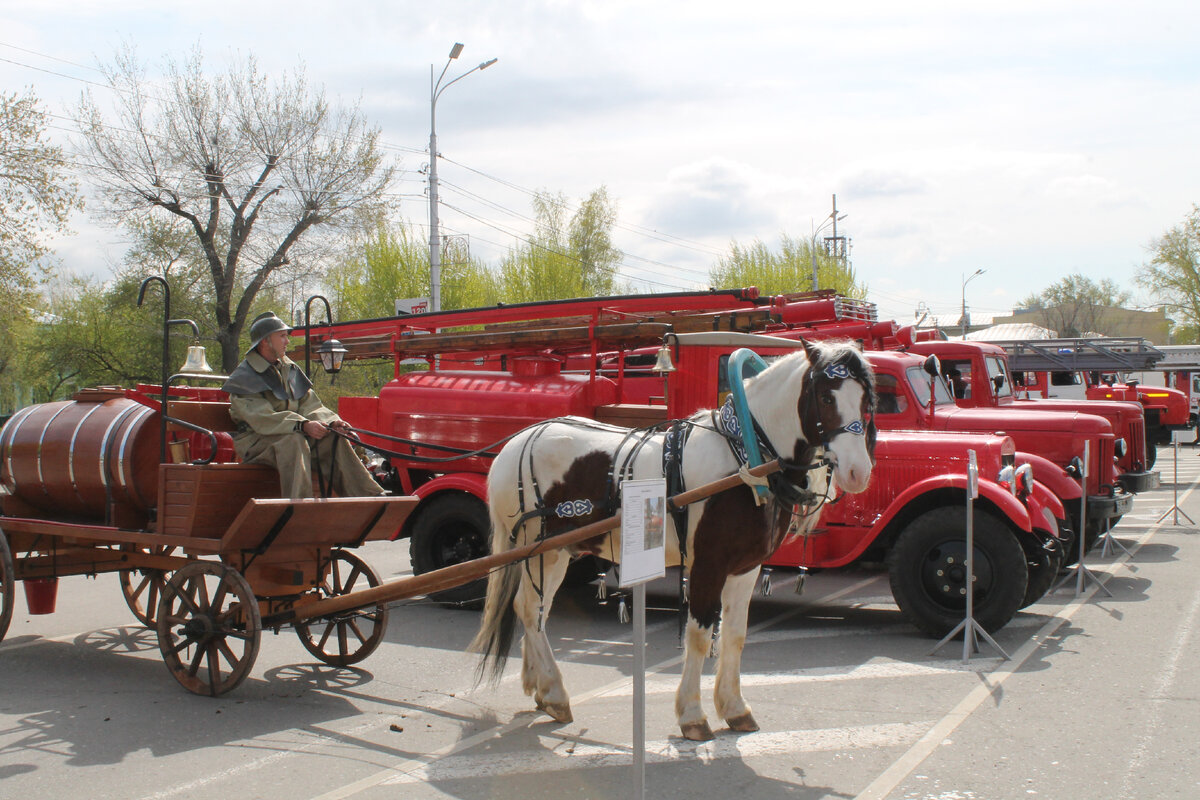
(303, 294), (347, 376)
(961, 269), (985, 337)
(810, 209), (847, 291)
(429, 43), (497, 313)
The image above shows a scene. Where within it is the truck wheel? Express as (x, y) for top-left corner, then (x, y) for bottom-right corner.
(1020, 542), (1063, 609)
(888, 507), (1028, 636)
(409, 493), (490, 606)
(1145, 434), (1158, 469)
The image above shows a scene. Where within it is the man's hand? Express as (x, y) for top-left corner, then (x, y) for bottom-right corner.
(300, 420), (330, 440)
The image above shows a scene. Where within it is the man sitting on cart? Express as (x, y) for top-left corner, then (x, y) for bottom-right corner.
(222, 311), (385, 500)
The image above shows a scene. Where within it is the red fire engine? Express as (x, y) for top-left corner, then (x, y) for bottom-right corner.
(318, 292), (1064, 635)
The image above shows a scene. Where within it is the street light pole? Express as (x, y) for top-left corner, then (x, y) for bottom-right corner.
(961, 268), (985, 337)
(429, 43), (497, 313)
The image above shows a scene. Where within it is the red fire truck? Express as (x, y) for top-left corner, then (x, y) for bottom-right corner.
(321, 296), (1064, 635)
(898, 337), (1158, 490)
(994, 337), (1191, 459)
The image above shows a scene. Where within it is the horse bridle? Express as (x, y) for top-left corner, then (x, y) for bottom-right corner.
(800, 360), (875, 453)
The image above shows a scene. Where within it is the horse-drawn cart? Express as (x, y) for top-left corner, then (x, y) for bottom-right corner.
(0, 376), (793, 701)
(0, 385), (421, 696)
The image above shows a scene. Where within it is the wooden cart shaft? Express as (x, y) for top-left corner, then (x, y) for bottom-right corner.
(271, 459), (782, 626)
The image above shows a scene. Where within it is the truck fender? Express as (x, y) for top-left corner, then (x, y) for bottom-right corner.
(1025, 483), (1065, 540)
(1016, 450), (1081, 502)
(873, 474), (1033, 536)
(395, 472), (489, 540)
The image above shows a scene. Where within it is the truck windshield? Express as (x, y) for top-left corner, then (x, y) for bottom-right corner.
(906, 367), (955, 407)
(986, 357), (1012, 399)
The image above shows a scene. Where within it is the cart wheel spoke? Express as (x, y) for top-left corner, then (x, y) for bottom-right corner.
(188, 642), (208, 677)
(167, 632), (200, 657)
(314, 621), (335, 651)
(295, 550), (388, 667)
(344, 618), (367, 646)
(157, 562), (260, 697)
(118, 544), (177, 628)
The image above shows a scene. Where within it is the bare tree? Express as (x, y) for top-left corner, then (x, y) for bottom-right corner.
(73, 47), (396, 370)
(1017, 273), (1132, 337)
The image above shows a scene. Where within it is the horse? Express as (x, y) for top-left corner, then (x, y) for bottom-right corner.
(469, 339), (877, 741)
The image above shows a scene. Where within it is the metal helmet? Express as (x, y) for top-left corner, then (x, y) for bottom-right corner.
(246, 311), (291, 354)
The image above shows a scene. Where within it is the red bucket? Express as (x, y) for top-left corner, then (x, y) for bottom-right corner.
(23, 578), (59, 615)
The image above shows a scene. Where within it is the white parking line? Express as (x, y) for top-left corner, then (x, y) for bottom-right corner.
(596, 657), (1000, 698)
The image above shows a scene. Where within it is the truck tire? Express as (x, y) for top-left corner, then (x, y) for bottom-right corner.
(1020, 542), (1063, 609)
(888, 507), (1028, 636)
(409, 493), (491, 606)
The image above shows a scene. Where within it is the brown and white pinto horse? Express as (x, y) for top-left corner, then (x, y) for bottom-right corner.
(470, 339), (876, 741)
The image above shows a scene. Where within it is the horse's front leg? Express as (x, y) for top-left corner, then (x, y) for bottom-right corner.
(514, 552), (573, 723)
(675, 617), (716, 741)
(714, 567), (760, 732)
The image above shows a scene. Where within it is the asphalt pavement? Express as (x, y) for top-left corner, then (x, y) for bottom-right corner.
(2, 443), (1200, 799)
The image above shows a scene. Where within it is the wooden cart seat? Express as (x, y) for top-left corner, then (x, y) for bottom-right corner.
(159, 462), (282, 539)
(220, 495), (418, 553)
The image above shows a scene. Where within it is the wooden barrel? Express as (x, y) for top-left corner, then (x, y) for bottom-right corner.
(0, 393), (160, 520)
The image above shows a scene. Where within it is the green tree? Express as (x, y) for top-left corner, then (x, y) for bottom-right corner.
(498, 188), (624, 302)
(1018, 273), (1133, 337)
(0, 89), (84, 409)
(329, 218), (498, 320)
(73, 46), (395, 372)
(709, 234), (866, 297)
(319, 217), (500, 408)
(1139, 205), (1200, 344)
(26, 275), (155, 396)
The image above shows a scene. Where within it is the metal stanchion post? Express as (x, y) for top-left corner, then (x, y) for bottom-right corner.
(1156, 439), (1194, 526)
(933, 450), (1009, 663)
(1098, 515), (1132, 558)
(632, 581), (646, 800)
(1054, 441), (1112, 597)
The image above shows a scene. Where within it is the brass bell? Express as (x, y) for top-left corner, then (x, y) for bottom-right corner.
(652, 342), (677, 373)
(179, 344), (214, 374)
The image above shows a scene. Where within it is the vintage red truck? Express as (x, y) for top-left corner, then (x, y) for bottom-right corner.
(321, 296), (1065, 635)
(898, 336), (1159, 492)
(994, 337), (1192, 457)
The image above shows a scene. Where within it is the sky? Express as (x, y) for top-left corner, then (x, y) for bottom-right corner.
(3, 0), (1199, 326)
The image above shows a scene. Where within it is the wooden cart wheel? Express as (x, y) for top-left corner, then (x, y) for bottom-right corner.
(295, 550), (389, 667)
(119, 543), (177, 628)
(156, 561), (261, 697)
(0, 531), (13, 643)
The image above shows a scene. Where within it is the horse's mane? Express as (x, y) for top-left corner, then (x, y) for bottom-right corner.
(751, 339), (876, 409)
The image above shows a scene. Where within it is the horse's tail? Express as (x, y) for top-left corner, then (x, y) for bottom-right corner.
(467, 486), (523, 686)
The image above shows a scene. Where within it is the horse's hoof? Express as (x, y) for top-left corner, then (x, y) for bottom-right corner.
(537, 701), (573, 723)
(680, 721), (715, 741)
(726, 712), (759, 732)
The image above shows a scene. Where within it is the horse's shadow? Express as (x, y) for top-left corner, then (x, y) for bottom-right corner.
(421, 721), (854, 799)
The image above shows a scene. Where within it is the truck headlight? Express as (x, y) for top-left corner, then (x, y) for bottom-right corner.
(1015, 463), (1034, 498)
(998, 464), (1015, 494)
(1114, 437), (1127, 459)
(1066, 456), (1084, 479)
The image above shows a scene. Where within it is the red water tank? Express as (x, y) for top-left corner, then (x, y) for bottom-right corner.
(361, 369), (619, 473)
(0, 390), (160, 521)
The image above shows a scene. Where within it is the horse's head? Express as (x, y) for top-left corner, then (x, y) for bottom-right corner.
(798, 339), (877, 493)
